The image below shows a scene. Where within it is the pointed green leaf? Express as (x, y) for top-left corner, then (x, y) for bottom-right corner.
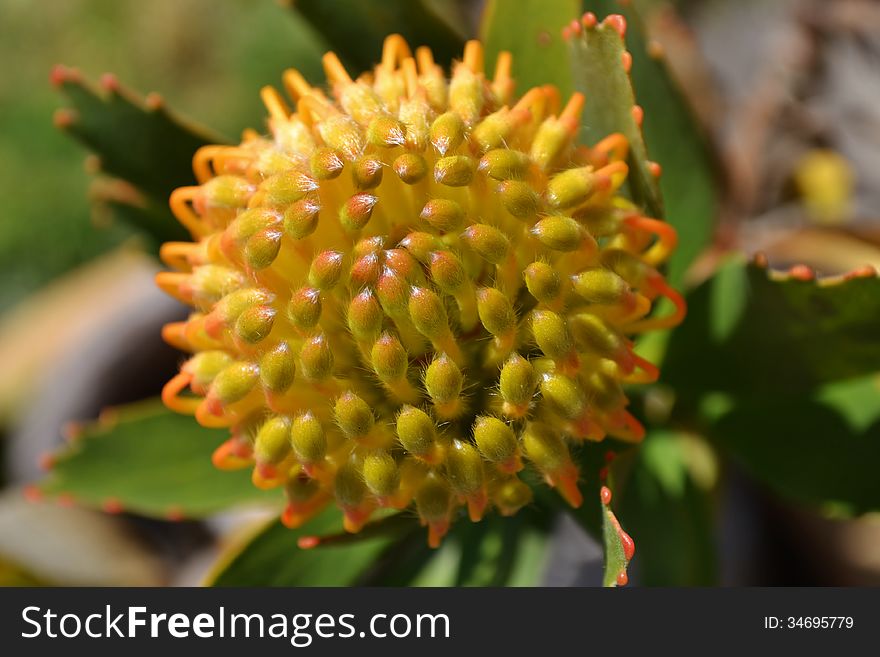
(481, 0), (580, 97)
(208, 509), (415, 586)
(54, 68), (225, 244)
(38, 400), (277, 518)
(618, 431), (719, 585)
(54, 68), (225, 201)
(583, 1), (718, 285)
(600, 490), (631, 587)
(568, 14), (662, 220)
(663, 259), (880, 399)
(711, 377), (880, 516)
(291, 0), (466, 72)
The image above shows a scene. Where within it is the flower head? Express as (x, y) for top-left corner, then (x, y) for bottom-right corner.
(157, 35), (684, 546)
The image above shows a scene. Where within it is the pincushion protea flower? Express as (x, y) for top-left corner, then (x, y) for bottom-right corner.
(157, 34), (684, 547)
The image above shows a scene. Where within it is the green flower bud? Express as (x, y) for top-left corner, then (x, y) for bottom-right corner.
(352, 155), (384, 190)
(213, 287), (272, 327)
(434, 155), (475, 187)
(334, 391), (374, 439)
(254, 416), (292, 465)
(283, 196), (320, 239)
(334, 459), (366, 507)
(371, 333), (409, 382)
(476, 287), (516, 336)
(408, 286), (449, 341)
(235, 304), (276, 344)
(461, 224), (510, 264)
(429, 250), (467, 293)
(521, 422), (569, 473)
(430, 111), (465, 155)
(261, 170), (318, 206)
(415, 471), (451, 521)
(498, 180), (539, 219)
(473, 416), (518, 464)
(211, 361), (260, 405)
(540, 373), (585, 420)
(399, 231), (442, 264)
(423, 353), (463, 407)
(190, 265), (245, 304)
(531, 309), (573, 360)
(309, 147), (344, 180)
(524, 261), (561, 303)
(317, 114), (364, 159)
(339, 192), (377, 231)
(288, 286), (322, 332)
(420, 198), (464, 233)
(499, 353), (536, 414)
(471, 108), (513, 153)
(347, 289), (383, 342)
(571, 268), (630, 304)
(203, 175), (254, 208)
(569, 314), (622, 356)
(478, 148), (530, 181)
(493, 476), (532, 516)
(367, 115), (405, 148)
(259, 342), (296, 393)
(393, 152), (427, 184)
(299, 333), (333, 380)
(362, 451), (400, 498)
(244, 227), (282, 270)
(446, 439), (484, 495)
(290, 412), (326, 464)
(532, 215), (587, 252)
(546, 167), (594, 210)
(188, 351), (234, 390)
(308, 250), (344, 291)
(396, 405), (439, 459)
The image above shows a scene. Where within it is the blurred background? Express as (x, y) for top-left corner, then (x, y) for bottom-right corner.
(1, 0), (878, 586)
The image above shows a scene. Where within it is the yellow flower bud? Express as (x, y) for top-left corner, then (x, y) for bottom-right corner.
(473, 416), (520, 472)
(290, 412), (326, 464)
(434, 155), (476, 187)
(254, 416), (292, 465)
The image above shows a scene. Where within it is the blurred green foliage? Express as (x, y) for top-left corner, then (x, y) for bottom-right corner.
(0, 0), (326, 313)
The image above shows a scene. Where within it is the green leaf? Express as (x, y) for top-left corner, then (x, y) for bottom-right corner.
(617, 431), (718, 585)
(711, 379), (880, 516)
(208, 509), (415, 586)
(54, 68), (225, 244)
(568, 14), (663, 221)
(291, 0), (466, 72)
(38, 400), (277, 518)
(481, 0), (580, 97)
(663, 259), (880, 399)
(582, 1), (718, 285)
(600, 493), (631, 587)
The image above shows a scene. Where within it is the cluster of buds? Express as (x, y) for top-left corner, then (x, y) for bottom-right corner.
(157, 35), (684, 547)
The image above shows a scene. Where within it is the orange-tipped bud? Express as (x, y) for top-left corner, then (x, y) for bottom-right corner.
(420, 198), (464, 233)
(493, 476), (533, 516)
(310, 147), (344, 180)
(524, 261), (562, 304)
(434, 155), (476, 187)
(299, 333), (334, 380)
(308, 250), (344, 291)
(288, 286), (322, 332)
(461, 224), (510, 264)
